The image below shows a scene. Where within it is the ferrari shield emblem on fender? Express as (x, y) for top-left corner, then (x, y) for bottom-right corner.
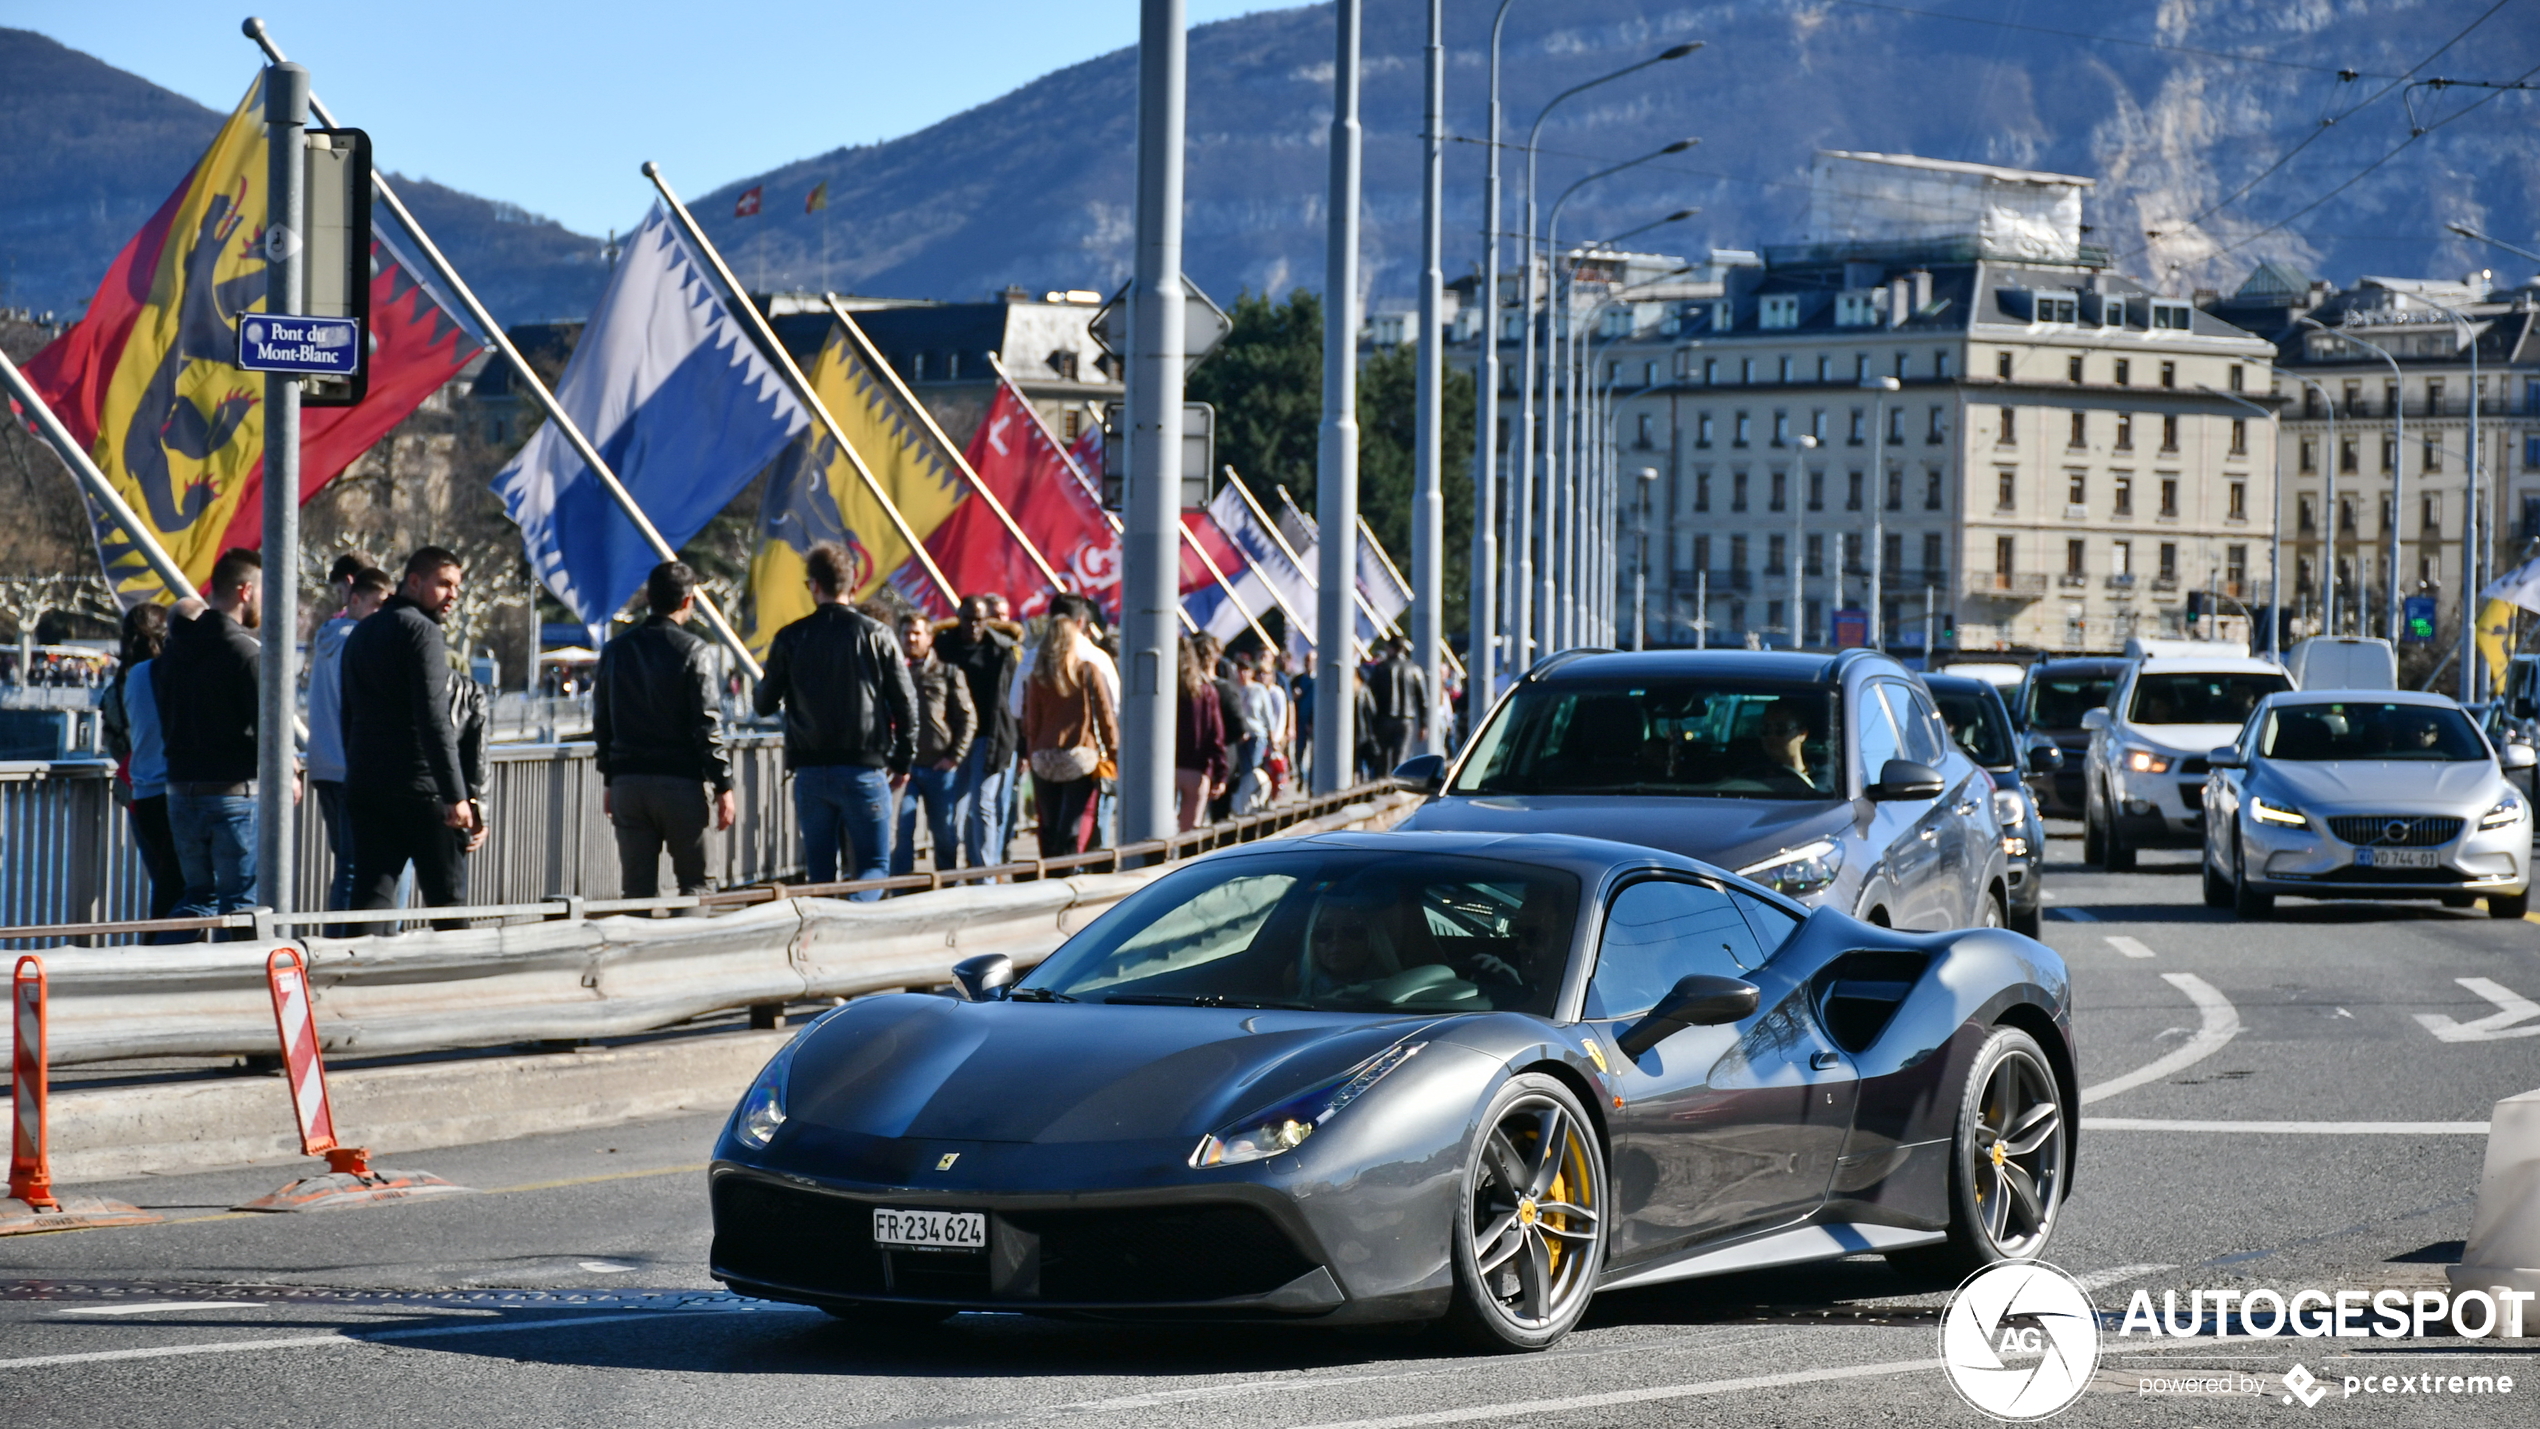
(935, 1153), (961, 1171)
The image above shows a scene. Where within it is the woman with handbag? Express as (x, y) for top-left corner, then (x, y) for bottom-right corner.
(1020, 604), (1118, 858)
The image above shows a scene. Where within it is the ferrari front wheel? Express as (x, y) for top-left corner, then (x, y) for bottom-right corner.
(1445, 1073), (1607, 1352)
(1886, 1025), (2067, 1282)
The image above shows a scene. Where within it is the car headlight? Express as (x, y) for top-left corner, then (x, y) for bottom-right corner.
(2121, 745), (2172, 774)
(728, 1014), (833, 1150)
(2480, 794), (2526, 831)
(2249, 796), (2308, 829)
(1991, 787), (2027, 829)
(1191, 1042), (1423, 1168)
(1736, 838), (1845, 897)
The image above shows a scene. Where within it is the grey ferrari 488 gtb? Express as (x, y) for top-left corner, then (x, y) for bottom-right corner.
(708, 830), (2077, 1350)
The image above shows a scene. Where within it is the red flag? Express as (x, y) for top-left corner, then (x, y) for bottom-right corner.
(734, 186), (763, 218)
(910, 380), (1119, 621)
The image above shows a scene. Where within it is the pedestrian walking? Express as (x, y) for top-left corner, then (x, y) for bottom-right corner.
(932, 594), (1019, 869)
(755, 541), (914, 899)
(342, 547), (477, 919)
(1195, 634), (1245, 823)
(1368, 637), (1428, 775)
(1233, 653), (1280, 813)
(1020, 598), (1116, 858)
(158, 547), (270, 932)
(1291, 651), (1317, 789)
(1174, 634), (1227, 831)
(306, 566), (391, 919)
(594, 561), (734, 904)
(891, 612), (975, 875)
(100, 603), (181, 924)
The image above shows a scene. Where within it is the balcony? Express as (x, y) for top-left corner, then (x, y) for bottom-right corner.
(2106, 572), (2138, 592)
(1963, 571), (2048, 601)
(2057, 572), (2090, 589)
(2151, 576), (2181, 594)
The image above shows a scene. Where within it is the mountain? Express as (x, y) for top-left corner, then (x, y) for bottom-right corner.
(0, 27), (608, 323)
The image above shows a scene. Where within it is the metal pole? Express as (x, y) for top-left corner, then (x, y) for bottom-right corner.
(0, 352), (193, 600)
(1864, 376), (1899, 647)
(2301, 318), (2402, 642)
(2415, 295), (2485, 701)
(1695, 568), (1707, 649)
(1314, 0), (1361, 793)
(257, 61), (307, 919)
(1548, 253), (1568, 650)
(2202, 384), (2281, 657)
(1411, 0), (1444, 754)
(1124, 0), (1188, 838)
(241, 19), (763, 680)
(1635, 466), (1655, 649)
(1473, 0), (1517, 705)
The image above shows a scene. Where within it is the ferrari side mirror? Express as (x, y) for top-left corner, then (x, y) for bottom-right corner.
(1616, 974), (1759, 1058)
(952, 953), (1014, 1002)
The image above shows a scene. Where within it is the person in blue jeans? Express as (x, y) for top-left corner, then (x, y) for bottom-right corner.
(753, 542), (917, 900)
(155, 548), (272, 936)
(934, 594), (1019, 870)
(890, 613), (975, 875)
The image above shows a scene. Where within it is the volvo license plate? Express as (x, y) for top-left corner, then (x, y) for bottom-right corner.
(2354, 847), (2438, 869)
(873, 1207), (986, 1253)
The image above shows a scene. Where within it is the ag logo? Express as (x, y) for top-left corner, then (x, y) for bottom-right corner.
(1940, 1261), (2099, 1420)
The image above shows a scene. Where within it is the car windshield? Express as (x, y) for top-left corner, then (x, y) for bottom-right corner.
(2025, 673), (2118, 730)
(2261, 702), (2489, 762)
(1449, 680), (1839, 798)
(2127, 671), (2290, 725)
(1017, 851), (1577, 1016)
(1929, 686), (2017, 766)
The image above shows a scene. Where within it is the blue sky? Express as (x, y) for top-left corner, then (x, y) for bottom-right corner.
(13, 1), (1286, 237)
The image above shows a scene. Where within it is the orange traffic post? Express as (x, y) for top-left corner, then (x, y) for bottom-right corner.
(235, 948), (472, 1213)
(2, 955), (157, 1234)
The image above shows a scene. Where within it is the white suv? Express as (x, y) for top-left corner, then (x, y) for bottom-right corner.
(2082, 656), (2292, 870)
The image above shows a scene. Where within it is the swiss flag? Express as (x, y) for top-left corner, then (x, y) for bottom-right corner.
(733, 186), (763, 218)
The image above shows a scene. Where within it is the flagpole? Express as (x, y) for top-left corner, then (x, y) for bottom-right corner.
(824, 297), (1069, 595)
(641, 162), (959, 607)
(1180, 518), (1280, 656)
(0, 350), (194, 600)
(241, 19), (762, 680)
(1222, 474), (1352, 659)
(1240, 477), (1381, 661)
(1356, 514), (1467, 680)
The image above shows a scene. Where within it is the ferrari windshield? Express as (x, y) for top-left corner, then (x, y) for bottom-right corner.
(1449, 680), (1838, 798)
(1017, 851), (1577, 1016)
(2127, 671), (2289, 726)
(2260, 701), (2489, 762)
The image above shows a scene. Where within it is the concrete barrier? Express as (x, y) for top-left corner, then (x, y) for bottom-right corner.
(2449, 1085), (2540, 1336)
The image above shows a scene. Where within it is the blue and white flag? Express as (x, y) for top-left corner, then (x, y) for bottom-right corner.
(492, 205), (807, 635)
(1354, 517), (1414, 643)
(1204, 484), (1319, 648)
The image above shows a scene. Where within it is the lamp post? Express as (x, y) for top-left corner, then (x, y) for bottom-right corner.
(2411, 292), (2487, 702)
(1795, 433), (1820, 649)
(1122, 0), (1188, 840)
(1515, 43), (1700, 666)
(2199, 383), (2282, 656)
(1471, 0), (1523, 707)
(1863, 375), (1900, 647)
(1411, 0), (1443, 751)
(1313, 0), (1362, 792)
(2298, 316), (2404, 644)
(1635, 466), (1659, 648)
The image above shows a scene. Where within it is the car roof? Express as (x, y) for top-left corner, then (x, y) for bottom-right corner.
(2133, 657), (2288, 676)
(1923, 672), (2011, 701)
(1528, 648), (1893, 685)
(2025, 657), (2130, 676)
(2264, 687), (2463, 709)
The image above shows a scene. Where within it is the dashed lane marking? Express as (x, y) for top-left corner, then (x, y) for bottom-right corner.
(2106, 935), (2156, 959)
(1285, 1358), (1941, 1429)
(58, 1302), (259, 1317)
(0, 1304), (815, 1372)
(2079, 973), (2241, 1104)
(2083, 1119), (2487, 1134)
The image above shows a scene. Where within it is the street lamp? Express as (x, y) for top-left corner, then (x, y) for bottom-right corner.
(1469, 0), (1524, 709)
(2198, 383), (2282, 657)
(1634, 466), (1659, 649)
(2297, 315), (2404, 644)
(1558, 212), (1693, 649)
(1862, 375), (1901, 647)
(1514, 41), (1702, 670)
(1795, 433), (1820, 649)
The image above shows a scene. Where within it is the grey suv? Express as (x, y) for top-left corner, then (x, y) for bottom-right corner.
(1395, 649), (2011, 930)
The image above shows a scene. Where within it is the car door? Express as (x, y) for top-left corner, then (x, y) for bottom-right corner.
(1861, 680), (1949, 929)
(1588, 877), (1857, 1266)
(1894, 681), (1992, 926)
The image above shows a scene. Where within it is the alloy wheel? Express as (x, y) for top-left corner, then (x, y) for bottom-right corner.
(1455, 1080), (1604, 1345)
(1968, 1048), (2064, 1257)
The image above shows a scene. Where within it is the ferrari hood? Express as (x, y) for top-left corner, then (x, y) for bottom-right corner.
(1401, 794), (1852, 874)
(783, 995), (1428, 1145)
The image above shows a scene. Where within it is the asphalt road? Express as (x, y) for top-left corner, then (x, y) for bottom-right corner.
(5, 827), (2538, 1427)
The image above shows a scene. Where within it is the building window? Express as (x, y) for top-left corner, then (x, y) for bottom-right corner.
(1644, 360), (1658, 386)
(2159, 360), (2177, 388)
(1807, 470), (1825, 511)
(2343, 380), (2362, 416)
(2160, 414), (2180, 451)
(2158, 542), (2178, 581)
(2066, 539), (2087, 576)
(1995, 350), (2012, 380)
(2299, 437), (2316, 472)
(1696, 413), (1714, 447)
(2380, 435), (2396, 473)
(2422, 493), (2442, 536)
(1636, 412), (1655, 449)
(2067, 355), (2085, 384)
(1883, 531), (1904, 575)
(2113, 474), (2134, 516)
(1730, 534), (1748, 571)
(2114, 358), (2131, 386)
(1810, 409), (1828, 441)
(1924, 469), (1943, 511)
(1740, 358), (1755, 384)
(1805, 533), (1824, 575)
(1995, 536), (2016, 575)
(1895, 352), (1910, 379)
(1817, 355), (1833, 382)
(1997, 406), (2016, 446)
(2298, 494), (2317, 534)
(1732, 471), (1749, 512)
(2115, 412), (2134, 450)
(1778, 356), (1794, 383)
(2339, 495), (2356, 533)
(1767, 599), (1786, 633)
(1886, 468), (1904, 511)
(1760, 295), (1799, 329)
(2067, 472), (2088, 507)
(1927, 406), (1946, 443)
(1847, 471), (1865, 512)
(2229, 480), (2247, 520)
(2424, 435), (2443, 474)
(1855, 353), (1870, 382)
(1770, 470), (1788, 513)
(1887, 407), (1904, 443)
(1849, 408), (1866, 444)
(2228, 364), (2244, 392)
(2068, 411), (2087, 449)
(1703, 357), (1719, 384)
(1767, 534), (1788, 574)
(1693, 534), (1710, 570)
(1921, 532), (1943, 576)
(2526, 434), (2540, 469)
(2339, 436), (2358, 474)
(1772, 410), (1791, 446)
(2226, 545), (2247, 591)
(2112, 539), (2132, 576)
(2378, 494), (2392, 534)
(1935, 351), (1953, 379)
(2159, 477), (2180, 518)
(1733, 411), (1752, 446)
(1997, 469), (2017, 511)
(1837, 292), (1880, 327)
(1695, 472), (1711, 512)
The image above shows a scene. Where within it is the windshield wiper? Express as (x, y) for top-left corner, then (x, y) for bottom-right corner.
(1005, 987), (1076, 1002)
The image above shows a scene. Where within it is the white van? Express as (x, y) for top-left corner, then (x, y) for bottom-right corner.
(2286, 637), (2398, 691)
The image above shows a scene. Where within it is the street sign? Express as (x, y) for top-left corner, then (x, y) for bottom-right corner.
(2403, 595), (2437, 643)
(1088, 280), (1232, 376)
(1832, 607), (1869, 649)
(300, 127), (371, 406)
(1101, 402), (1214, 510)
(237, 315), (363, 376)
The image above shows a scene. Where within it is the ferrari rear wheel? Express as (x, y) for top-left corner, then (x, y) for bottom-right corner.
(1885, 1026), (2067, 1282)
(1445, 1073), (1606, 1352)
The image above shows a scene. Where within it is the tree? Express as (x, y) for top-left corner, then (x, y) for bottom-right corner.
(1188, 290), (1477, 639)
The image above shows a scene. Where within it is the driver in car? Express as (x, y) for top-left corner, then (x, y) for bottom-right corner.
(1712, 699), (1822, 791)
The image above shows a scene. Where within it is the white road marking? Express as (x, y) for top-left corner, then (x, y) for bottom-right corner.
(2056, 907), (2100, 922)
(2106, 935), (2156, 959)
(2079, 973), (2241, 1104)
(0, 1305), (811, 1372)
(2413, 978), (2540, 1042)
(2072, 1264), (2175, 1293)
(1285, 1358), (1940, 1429)
(577, 1262), (635, 1273)
(58, 1302), (260, 1317)
(2084, 1118), (2487, 1134)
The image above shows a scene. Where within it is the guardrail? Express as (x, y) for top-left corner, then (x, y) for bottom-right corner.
(25, 784), (1417, 1066)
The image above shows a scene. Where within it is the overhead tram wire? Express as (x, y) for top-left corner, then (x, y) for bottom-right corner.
(1820, 0), (2417, 80)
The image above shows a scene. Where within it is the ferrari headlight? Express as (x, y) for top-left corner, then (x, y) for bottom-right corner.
(1737, 838), (1844, 897)
(2121, 745), (2173, 775)
(1191, 1042), (1423, 1168)
(729, 1030), (811, 1150)
(2480, 794), (2526, 831)
(2250, 796), (2308, 829)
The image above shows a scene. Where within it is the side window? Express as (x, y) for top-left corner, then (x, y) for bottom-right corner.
(1889, 684), (1948, 766)
(1586, 880), (1766, 1020)
(1727, 889), (1803, 960)
(1854, 685), (1904, 789)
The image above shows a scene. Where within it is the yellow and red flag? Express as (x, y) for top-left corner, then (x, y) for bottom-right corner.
(22, 74), (485, 603)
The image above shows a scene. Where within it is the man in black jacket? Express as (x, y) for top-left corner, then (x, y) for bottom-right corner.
(933, 593), (1019, 868)
(159, 547), (267, 929)
(341, 546), (475, 915)
(753, 542), (915, 899)
(595, 561), (733, 902)
(1367, 637), (1429, 775)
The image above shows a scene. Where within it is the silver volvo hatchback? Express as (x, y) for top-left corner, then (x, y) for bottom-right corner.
(2201, 690), (2535, 919)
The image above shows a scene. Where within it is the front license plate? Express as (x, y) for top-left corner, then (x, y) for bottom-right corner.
(872, 1207), (986, 1253)
(2354, 846), (2439, 869)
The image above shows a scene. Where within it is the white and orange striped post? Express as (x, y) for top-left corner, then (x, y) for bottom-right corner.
(2, 955), (156, 1233)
